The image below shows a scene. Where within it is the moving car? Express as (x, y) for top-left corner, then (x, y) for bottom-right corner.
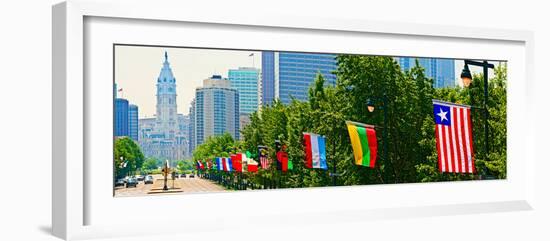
(144, 175), (154, 184)
(126, 177), (138, 188)
(137, 175), (145, 181)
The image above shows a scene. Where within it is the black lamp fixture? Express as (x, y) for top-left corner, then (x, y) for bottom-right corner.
(367, 99), (375, 112)
(460, 64), (473, 87)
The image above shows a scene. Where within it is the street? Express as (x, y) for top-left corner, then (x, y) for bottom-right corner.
(114, 174), (227, 197)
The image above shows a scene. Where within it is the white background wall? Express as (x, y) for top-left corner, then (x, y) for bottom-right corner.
(0, 0), (548, 240)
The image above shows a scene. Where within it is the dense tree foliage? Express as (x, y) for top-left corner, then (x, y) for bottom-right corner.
(193, 56), (507, 189)
(114, 137), (145, 178)
(141, 158), (158, 174)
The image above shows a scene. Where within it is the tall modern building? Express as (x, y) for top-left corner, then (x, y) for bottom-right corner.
(114, 98), (129, 137)
(128, 104), (139, 141)
(228, 67), (260, 114)
(398, 57), (456, 88)
(261, 51), (337, 105)
(138, 51), (187, 161)
(188, 100), (195, 155)
(190, 75), (239, 150)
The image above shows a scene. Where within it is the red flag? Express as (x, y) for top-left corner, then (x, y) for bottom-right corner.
(247, 163), (258, 172)
(231, 153), (244, 172)
(276, 146), (289, 172)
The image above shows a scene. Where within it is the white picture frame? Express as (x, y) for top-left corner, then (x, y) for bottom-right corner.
(52, 0), (535, 240)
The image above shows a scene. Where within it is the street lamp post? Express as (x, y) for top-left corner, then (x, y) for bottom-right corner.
(460, 60), (494, 178)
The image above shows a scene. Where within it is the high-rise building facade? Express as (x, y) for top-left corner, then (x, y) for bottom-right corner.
(261, 52), (276, 105)
(115, 98), (129, 137)
(261, 51), (337, 105)
(128, 104), (139, 141)
(398, 57), (455, 88)
(191, 75), (239, 149)
(228, 67), (260, 114)
(188, 100), (195, 155)
(138, 51), (188, 161)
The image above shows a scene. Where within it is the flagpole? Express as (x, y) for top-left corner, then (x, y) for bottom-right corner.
(345, 120), (375, 129)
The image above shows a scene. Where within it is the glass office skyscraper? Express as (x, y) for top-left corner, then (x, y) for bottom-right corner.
(228, 67), (260, 114)
(192, 75), (240, 148)
(398, 57), (456, 88)
(261, 52), (276, 105)
(115, 98), (129, 137)
(128, 104), (139, 141)
(261, 51), (337, 105)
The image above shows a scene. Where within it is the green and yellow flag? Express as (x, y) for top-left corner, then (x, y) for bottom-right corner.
(346, 121), (378, 168)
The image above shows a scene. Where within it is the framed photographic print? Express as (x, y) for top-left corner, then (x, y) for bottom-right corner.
(52, 0), (535, 240)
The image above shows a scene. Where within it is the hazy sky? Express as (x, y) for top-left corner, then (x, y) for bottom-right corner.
(115, 45), (502, 118)
(115, 46), (261, 117)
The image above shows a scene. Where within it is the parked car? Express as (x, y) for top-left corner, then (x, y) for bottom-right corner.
(126, 177), (138, 188)
(115, 178), (125, 187)
(180, 173), (186, 178)
(189, 173), (195, 178)
(137, 175), (145, 181)
(144, 175), (154, 184)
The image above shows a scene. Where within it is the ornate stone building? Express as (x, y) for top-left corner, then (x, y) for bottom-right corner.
(138, 52), (189, 161)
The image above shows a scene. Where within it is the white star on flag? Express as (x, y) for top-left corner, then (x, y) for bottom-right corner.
(437, 108), (448, 122)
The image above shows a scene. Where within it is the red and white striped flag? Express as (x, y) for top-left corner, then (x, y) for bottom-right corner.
(433, 100), (476, 173)
(258, 145), (270, 169)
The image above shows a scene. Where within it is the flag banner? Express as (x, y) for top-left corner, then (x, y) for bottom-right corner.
(206, 159), (212, 170)
(215, 157), (223, 171)
(222, 157), (233, 172)
(258, 145), (270, 169)
(346, 121), (378, 168)
(433, 100), (476, 173)
(231, 153), (245, 172)
(246, 153), (259, 172)
(196, 160), (204, 170)
(276, 149), (290, 172)
(303, 133), (328, 170)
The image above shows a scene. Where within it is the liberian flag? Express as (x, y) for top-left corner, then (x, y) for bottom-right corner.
(346, 121), (378, 168)
(303, 133), (328, 169)
(258, 145), (270, 169)
(433, 100), (475, 173)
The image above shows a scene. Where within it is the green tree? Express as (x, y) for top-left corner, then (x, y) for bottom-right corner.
(142, 158), (158, 174)
(114, 137), (145, 178)
(195, 56), (507, 189)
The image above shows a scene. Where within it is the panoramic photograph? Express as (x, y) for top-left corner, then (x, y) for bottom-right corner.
(113, 44), (507, 197)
